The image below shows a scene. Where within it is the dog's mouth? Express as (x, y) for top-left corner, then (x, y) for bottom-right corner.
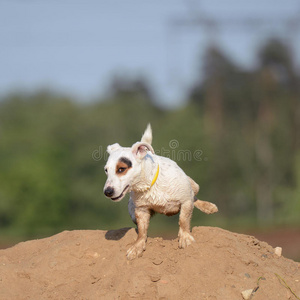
(111, 185), (130, 201)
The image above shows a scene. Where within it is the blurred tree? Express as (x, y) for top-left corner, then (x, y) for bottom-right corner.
(188, 39), (300, 224)
(189, 46), (256, 217)
(107, 74), (154, 104)
(254, 39), (300, 222)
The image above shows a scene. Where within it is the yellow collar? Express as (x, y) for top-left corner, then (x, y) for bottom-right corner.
(150, 164), (159, 187)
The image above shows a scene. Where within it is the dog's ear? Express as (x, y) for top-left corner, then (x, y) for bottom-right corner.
(141, 123), (152, 145)
(107, 143), (121, 154)
(131, 142), (154, 161)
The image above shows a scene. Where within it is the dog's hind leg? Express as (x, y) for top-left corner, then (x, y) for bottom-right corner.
(178, 200), (195, 248)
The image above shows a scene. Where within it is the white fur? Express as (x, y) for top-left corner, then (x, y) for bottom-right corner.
(103, 124), (218, 260)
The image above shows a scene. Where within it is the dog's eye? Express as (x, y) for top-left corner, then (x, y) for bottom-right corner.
(117, 167), (126, 174)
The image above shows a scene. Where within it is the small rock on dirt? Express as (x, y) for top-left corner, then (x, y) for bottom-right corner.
(241, 289), (253, 300)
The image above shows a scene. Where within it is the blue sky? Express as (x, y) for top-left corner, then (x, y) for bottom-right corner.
(1, 0), (299, 108)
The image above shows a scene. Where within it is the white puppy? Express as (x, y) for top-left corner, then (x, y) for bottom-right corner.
(104, 124), (218, 260)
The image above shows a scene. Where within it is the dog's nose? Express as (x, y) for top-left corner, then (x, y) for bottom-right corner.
(104, 186), (114, 198)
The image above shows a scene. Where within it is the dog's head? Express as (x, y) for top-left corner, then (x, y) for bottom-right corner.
(103, 124), (154, 202)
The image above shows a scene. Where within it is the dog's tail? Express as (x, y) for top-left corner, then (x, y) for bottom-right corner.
(188, 176), (218, 214)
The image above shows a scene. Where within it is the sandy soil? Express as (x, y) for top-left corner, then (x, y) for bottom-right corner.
(0, 226), (299, 300)
(249, 229), (300, 262)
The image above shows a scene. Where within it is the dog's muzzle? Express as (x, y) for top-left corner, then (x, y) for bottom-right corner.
(104, 185), (129, 201)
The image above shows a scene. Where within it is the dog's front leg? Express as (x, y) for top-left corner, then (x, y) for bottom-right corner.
(178, 201), (195, 248)
(127, 207), (150, 260)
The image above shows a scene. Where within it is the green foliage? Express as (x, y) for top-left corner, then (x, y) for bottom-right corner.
(0, 38), (299, 239)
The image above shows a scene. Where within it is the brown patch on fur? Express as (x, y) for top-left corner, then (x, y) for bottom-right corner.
(115, 161), (131, 176)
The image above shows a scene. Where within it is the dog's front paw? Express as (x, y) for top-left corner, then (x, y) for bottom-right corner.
(178, 231), (195, 249)
(126, 240), (146, 260)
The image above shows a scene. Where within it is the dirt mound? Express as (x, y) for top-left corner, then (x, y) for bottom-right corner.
(0, 227), (299, 299)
